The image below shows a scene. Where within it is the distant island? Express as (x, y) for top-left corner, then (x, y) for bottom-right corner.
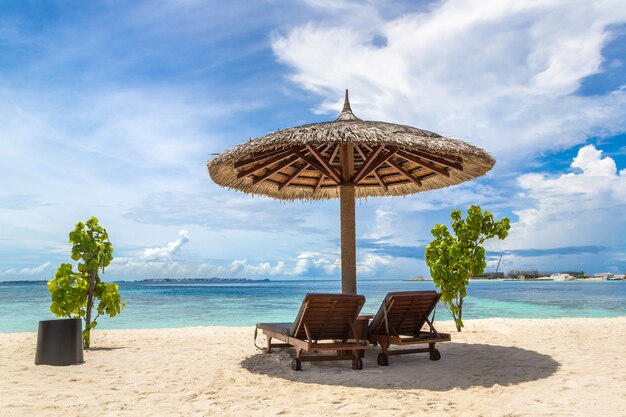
(470, 270), (624, 281)
(402, 276), (429, 281)
(129, 278), (270, 284)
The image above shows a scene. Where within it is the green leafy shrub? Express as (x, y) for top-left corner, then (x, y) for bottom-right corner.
(48, 217), (125, 348)
(425, 205), (510, 332)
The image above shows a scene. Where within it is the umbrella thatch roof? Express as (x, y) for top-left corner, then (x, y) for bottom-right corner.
(208, 91), (494, 201)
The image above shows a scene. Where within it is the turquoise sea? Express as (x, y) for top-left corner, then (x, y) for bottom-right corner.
(0, 280), (624, 333)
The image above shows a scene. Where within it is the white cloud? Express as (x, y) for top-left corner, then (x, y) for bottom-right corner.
(198, 253), (340, 278)
(110, 230), (192, 276)
(192, 250), (392, 279)
(20, 261), (52, 275)
(571, 144), (621, 177)
(501, 145), (625, 265)
(357, 253), (392, 275)
(293, 251), (340, 276)
(228, 259), (286, 276)
(108, 233), (328, 279)
(272, 0), (626, 163)
(0, 261), (51, 276)
(142, 230), (190, 261)
(292, 251), (392, 277)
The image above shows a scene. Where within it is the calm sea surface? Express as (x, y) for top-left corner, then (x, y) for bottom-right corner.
(0, 280), (624, 332)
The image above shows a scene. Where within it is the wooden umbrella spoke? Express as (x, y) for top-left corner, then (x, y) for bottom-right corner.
(351, 145), (384, 183)
(387, 159), (423, 186)
(373, 170), (388, 191)
(354, 143), (391, 187)
(354, 143), (367, 159)
(306, 144), (342, 182)
(385, 174), (438, 186)
(352, 148), (397, 183)
(314, 174), (325, 193)
(296, 147), (341, 183)
(394, 148), (463, 171)
(252, 154), (300, 185)
(234, 147), (296, 169)
(395, 150), (450, 177)
(387, 172), (437, 185)
(378, 163), (407, 179)
(318, 143), (331, 154)
(236, 148), (301, 179)
(278, 163), (310, 190)
(328, 144), (340, 165)
(354, 144), (384, 188)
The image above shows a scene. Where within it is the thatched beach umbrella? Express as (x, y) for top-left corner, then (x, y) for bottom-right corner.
(208, 91), (494, 294)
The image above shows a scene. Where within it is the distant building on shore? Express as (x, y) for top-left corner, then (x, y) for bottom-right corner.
(472, 272), (505, 279)
(507, 270), (540, 280)
(559, 271), (586, 278)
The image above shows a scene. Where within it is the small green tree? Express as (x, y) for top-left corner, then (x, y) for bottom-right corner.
(425, 205), (510, 332)
(48, 217), (125, 348)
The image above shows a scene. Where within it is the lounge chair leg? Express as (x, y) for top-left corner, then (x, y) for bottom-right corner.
(267, 337), (272, 353)
(377, 352), (389, 366)
(351, 350), (363, 370)
(377, 342), (390, 366)
(291, 348), (303, 371)
(429, 343), (441, 361)
(376, 342), (389, 366)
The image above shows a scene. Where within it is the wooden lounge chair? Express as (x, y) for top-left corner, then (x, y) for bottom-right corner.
(368, 291), (451, 366)
(255, 293), (368, 371)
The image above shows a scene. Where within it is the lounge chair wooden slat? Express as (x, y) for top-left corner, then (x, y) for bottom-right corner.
(368, 291), (450, 365)
(256, 293), (368, 371)
(395, 297), (418, 330)
(300, 305), (361, 310)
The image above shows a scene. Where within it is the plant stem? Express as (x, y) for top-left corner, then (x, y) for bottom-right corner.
(84, 270), (97, 349)
(457, 297), (463, 332)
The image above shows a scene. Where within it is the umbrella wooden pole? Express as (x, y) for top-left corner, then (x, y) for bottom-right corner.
(340, 142), (357, 295)
(340, 184), (357, 294)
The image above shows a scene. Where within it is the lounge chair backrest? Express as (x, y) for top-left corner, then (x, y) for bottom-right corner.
(290, 293), (365, 341)
(368, 291), (440, 337)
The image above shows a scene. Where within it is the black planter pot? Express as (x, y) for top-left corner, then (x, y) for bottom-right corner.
(35, 318), (84, 366)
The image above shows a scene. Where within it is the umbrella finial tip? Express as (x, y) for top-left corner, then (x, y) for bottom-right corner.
(337, 89), (360, 121)
(342, 89), (351, 112)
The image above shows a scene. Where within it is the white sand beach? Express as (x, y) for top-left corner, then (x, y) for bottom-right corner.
(1, 317), (624, 417)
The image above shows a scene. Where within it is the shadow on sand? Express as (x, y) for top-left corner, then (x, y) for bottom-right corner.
(240, 342), (559, 390)
(86, 346), (125, 351)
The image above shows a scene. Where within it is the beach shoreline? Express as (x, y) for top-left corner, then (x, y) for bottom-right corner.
(1, 317), (625, 416)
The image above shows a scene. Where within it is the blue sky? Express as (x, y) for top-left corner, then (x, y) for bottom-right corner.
(1, 0), (625, 281)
